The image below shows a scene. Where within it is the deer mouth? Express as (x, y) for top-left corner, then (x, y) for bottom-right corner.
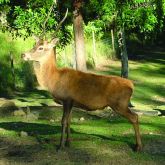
(21, 53), (31, 61)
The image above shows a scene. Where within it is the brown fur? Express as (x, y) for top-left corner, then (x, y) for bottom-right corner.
(22, 39), (142, 151)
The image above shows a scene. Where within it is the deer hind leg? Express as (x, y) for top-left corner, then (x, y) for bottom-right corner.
(113, 105), (142, 152)
(59, 100), (73, 149)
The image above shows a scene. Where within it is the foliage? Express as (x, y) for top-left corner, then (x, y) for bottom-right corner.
(0, 0), (72, 45)
(13, 6), (57, 38)
(11, 0), (61, 38)
(116, 0), (165, 43)
(83, 0), (165, 44)
(0, 32), (35, 95)
(0, 0), (9, 3)
(1, 0), (165, 45)
(84, 21), (104, 39)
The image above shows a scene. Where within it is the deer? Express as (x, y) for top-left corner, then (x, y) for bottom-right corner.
(21, 38), (142, 152)
(21, 10), (142, 152)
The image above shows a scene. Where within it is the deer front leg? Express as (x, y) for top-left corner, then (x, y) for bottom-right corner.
(65, 110), (72, 147)
(59, 111), (67, 149)
(59, 100), (73, 150)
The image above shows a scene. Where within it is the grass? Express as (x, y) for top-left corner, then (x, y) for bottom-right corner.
(0, 109), (164, 165)
(57, 37), (114, 69)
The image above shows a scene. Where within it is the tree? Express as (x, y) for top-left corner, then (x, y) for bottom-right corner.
(89, 0), (165, 77)
(84, 0), (129, 77)
(73, 0), (87, 71)
(116, 1), (129, 78)
(0, 0), (71, 45)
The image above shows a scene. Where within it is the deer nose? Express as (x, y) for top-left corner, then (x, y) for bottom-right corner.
(21, 53), (25, 59)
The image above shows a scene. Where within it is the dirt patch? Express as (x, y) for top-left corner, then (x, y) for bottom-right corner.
(0, 136), (50, 164)
(144, 138), (165, 155)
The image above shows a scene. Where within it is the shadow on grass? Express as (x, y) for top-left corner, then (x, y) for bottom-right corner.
(0, 137), (43, 163)
(0, 115), (165, 164)
(0, 122), (60, 136)
(0, 117), (164, 152)
(0, 135), (97, 164)
(154, 109), (165, 116)
(129, 47), (165, 62)
(1, 89), (52, 100)
(98, 61), (165, 108)
(0, 121), (136, 150)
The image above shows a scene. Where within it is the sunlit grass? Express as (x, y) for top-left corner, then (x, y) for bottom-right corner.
(96, 56), (165, 111)
(0, 112), (164, 164)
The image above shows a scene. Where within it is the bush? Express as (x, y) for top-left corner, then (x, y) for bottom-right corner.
(0, 32), (35, 95)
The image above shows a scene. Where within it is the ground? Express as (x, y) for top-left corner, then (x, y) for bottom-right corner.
(0, 108), (164, 165)
(0, 48), (165, 165)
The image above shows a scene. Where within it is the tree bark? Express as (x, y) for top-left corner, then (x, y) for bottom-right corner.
(92, 29), (97, 66)
(111, 29), (115, 51)
(118, 27), (128, 78)
(73, 0), (87, 71)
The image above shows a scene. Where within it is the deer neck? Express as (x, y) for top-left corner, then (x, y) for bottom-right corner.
(33, 49), (59, 90)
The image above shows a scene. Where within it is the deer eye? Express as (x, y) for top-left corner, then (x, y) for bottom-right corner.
(38, 46), (44, 51)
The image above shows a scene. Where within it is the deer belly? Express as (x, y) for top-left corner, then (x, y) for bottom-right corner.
(52, 90), (71, 103)
(73, 95), (108, 110)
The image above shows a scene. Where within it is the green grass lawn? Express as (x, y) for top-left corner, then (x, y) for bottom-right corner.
(0, 109), (164, 165)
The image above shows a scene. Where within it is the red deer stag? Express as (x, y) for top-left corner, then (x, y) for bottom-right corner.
(22, 38), (142, 151)
(21, 9), (142, 152)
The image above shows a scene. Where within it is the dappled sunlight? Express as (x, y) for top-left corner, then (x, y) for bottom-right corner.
(133, 83), (165, 105)
(95, 52), (165, 111)
(0, 113), (164, 164)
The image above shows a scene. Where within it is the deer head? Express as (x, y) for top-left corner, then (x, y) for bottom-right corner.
(21, 8), (68, 62)
(21, 38), (59, 62)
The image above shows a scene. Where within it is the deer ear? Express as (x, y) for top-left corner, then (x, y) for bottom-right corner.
(48, 38), (59, 48)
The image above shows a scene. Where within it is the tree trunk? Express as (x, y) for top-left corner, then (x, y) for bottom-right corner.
(73, 0), (87, 71)
(92, 29), (97, 66)
(111, 29), (115, 51)
(118, 28), (128, 78)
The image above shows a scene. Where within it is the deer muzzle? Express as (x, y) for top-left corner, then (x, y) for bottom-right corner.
(21, 53), (31, 61)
